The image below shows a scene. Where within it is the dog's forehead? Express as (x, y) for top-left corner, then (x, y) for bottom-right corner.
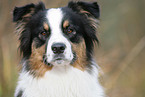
(46, 8), (63, 28)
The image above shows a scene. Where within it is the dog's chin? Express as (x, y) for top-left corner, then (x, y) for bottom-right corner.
(52, 59), (70, 66)
(44, 56), (72, 67)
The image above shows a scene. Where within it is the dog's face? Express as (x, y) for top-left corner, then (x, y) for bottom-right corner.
(45, 8), (79, 66)
(13, 1), (100, 77)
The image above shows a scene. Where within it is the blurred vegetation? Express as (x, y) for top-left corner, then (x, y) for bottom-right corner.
(0, 0), (145, 97)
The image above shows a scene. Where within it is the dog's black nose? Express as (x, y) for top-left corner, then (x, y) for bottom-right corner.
(51, 43), (66, 54)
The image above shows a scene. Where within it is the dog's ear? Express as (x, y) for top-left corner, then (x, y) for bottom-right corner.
(13, 2), (45, 22)
(13, 2), (45, 58)
(68, 1), (100, 19)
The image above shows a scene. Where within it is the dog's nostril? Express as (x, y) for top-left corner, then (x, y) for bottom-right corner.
(52, 47), (57, 52)
(60, 46), (65, 50)
(51, 43), (66, 54)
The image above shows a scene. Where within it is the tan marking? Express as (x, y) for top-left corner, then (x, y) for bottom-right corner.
(80, 10), (91, 15)
(15, 21), (25, 38)
(23, 14), (32, 18)
(71, 39), (88, 71)
(43, 22), (49, 31)
(89, 17), (99, 31)
(29, 44), (53, 77)
(22, 8), (35, 21)
(63, 20), (69, 28)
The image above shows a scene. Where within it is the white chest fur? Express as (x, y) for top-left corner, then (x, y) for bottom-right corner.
(15, 65), (104, 97)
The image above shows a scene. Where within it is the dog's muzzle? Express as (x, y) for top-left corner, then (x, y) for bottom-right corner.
(51, 43), (67, 64)
(44, 40), (74, 66)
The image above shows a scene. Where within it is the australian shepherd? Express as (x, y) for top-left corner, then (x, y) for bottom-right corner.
(13, 1), (104, 97)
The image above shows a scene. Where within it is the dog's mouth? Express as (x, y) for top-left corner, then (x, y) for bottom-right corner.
(43, 54), (70, 66)
(52, 54), (67, 64)
(43, 55), (51, 66)
(53, 54), (65, 60)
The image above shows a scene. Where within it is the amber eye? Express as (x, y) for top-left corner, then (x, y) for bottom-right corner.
(41, 31), (47, 36)
(67, 28), (73, 34)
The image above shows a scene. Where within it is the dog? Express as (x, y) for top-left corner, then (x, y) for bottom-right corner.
(13, 1), (104, 97)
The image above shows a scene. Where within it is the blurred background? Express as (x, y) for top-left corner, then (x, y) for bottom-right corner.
(0, 0), (145, 97)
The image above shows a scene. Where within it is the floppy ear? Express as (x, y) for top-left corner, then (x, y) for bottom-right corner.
(13, 2), (45, 22)
(68, 1), (100, 19)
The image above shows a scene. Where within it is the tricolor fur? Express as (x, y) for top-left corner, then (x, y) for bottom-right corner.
(13, 1), (104, 97)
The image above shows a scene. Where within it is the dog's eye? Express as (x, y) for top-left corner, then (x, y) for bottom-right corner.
(41, 31), (47, 36)
(67, 28), (73, 34)
(66, 27), (76, 35)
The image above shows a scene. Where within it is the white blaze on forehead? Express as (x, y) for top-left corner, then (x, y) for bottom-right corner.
(46, 8), (64, 41)
(46, 8), (63, 32)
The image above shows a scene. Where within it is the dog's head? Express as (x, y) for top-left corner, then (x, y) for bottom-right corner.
(13, 1), (100, 77)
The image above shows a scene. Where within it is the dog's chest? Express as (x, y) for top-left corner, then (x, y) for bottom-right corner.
(17, 66), (103, 97)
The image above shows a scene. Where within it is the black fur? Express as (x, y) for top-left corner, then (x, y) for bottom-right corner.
(13, 3), (35, 22)
(68, 1), (100, 18)
(62, 7), (84, 43)
(13, 2), (45, 22)
(16, 90), (23, 97)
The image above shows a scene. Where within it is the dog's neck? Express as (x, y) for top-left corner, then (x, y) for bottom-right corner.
(15, 64), (104, 97)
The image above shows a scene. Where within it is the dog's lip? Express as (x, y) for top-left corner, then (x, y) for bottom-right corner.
(55, 58), (63, 60)
(53, 54), (65, 61)
(53, 57), (65, 61)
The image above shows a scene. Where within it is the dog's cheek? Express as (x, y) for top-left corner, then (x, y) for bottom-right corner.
(29, 43), (53, 77)
(31, 42), (45, 62)
(71, 39), (89, 71)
